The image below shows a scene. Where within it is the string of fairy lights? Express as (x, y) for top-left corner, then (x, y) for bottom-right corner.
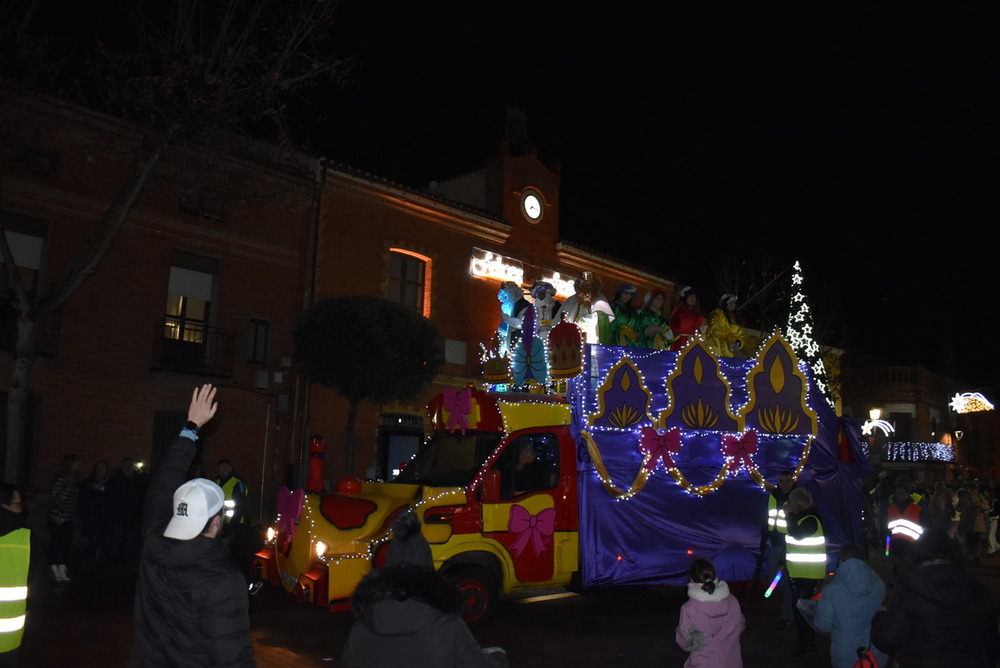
(574, 335), (816, 500)
(786, 261), (835, 410)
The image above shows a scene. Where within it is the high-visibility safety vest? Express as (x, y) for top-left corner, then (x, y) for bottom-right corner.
(785, 514), (826, 579)
(0, 528), (30, 653)
(887, 502), (924, 543)
(767, 494), (789, 534)
(218, 476), (247, 524)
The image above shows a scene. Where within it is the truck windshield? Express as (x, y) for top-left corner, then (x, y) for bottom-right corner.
(392, 431), (501, 487)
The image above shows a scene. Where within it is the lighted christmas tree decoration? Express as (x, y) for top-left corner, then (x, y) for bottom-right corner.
(785, 260), (835, 409)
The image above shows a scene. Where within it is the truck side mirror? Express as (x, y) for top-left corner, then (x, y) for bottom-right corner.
(480, 470), (501, 504)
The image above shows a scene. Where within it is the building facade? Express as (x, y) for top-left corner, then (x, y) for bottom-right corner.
(3, 90), (679, 517)
(309, 138), (677, 483)
(2, 87), (317, 520)
(842, 365), (1000, 483)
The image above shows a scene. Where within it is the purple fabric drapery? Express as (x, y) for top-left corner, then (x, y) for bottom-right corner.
(570, 345), (870, 587)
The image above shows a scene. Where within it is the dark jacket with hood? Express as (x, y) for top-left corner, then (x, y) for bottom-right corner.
(341, 512), (505, 668)
(872, 531), (1000, 668)
(129, 434), (254, 667)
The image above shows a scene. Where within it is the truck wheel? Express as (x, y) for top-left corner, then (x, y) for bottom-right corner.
(446, 565), (498, 629)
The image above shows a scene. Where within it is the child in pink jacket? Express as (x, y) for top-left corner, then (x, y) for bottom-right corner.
(675, 558), (745, 667)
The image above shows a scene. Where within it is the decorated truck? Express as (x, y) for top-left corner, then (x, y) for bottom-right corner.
(252, 331), (869, 625)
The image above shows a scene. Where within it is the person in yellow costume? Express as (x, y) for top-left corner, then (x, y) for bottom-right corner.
(707, 294), (747, 358)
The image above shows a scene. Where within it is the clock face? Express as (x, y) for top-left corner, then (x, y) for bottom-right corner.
(522, 191), (543, 221)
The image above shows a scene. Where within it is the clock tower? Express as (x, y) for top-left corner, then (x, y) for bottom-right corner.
(483, 105), (562, 259)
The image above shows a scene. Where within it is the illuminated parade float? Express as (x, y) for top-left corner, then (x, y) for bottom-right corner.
(253, 323), (870, 625)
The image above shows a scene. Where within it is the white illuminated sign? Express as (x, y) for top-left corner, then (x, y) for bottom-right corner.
(539, 270), (576, 299)
(950, 392), (995, 414)
(469, 248), (524, 285)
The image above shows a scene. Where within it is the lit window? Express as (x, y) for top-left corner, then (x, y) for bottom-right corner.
(387, 249), (431, 317)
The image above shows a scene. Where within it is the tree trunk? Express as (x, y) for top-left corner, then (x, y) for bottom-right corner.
(1, 133), (173, 486)
(4, 315), (35, 484)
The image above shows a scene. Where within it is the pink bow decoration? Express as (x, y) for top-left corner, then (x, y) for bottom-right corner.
(442, 386), (472, 435)
(638, 427), (681, 472)
(507, 505), (555, 557)
(276, 486), (304, 538)
(722, 431), (758, 474)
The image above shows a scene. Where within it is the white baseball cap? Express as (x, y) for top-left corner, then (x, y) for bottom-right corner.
(164, 478), (225, 540)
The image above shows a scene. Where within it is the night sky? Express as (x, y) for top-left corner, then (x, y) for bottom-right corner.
(298, 6), (997, 389)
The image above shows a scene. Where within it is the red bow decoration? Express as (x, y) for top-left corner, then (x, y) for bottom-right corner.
(722, 431), (758, 474)
(442, 386), (472, 435)
(638, 427), (681, 472)
(276, 486), (304, 538)
(508, 505), (555, 557)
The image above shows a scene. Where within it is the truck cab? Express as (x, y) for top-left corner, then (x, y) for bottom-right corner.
(254, 389), (579, 626)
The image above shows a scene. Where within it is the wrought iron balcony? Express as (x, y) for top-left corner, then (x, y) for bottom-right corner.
(152, 317), (234, 377)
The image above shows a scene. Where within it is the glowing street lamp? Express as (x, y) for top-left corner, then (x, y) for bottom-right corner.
(862, 408), (895, 437)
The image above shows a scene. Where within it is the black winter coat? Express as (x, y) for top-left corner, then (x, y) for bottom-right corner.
(871, 559), (1000, 667)
(341, 564), (505, 668)
(129, 435), (254, 667)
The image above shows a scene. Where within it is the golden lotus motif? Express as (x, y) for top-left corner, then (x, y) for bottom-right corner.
(682, 398), (718, 429)
(609, 403), (642, 429)
(759, 404), (800, 434)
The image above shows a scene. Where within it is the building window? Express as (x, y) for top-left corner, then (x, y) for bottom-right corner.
(387, 248), (431, 317)
(156, 251), (235, 376)
(0, 212), (47, 295)
(247, 318), (269, 363)
(166, 269), (213, 343)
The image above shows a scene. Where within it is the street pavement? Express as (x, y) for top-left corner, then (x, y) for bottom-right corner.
(19, 548), (1000, 667)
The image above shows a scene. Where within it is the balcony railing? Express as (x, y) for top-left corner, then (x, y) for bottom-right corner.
(152, 318), (234, 377)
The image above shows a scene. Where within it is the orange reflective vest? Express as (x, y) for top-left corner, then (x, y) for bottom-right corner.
(887, 502), (924, 543)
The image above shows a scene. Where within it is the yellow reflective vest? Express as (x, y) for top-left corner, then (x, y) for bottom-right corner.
(0, 528), (30, 652)
(785, 513), (826, 579)
(217, 476), (247, 525)
(767, 494), (789, 534)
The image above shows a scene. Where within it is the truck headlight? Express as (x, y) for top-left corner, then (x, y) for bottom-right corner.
(314, 540), (328, 559)
(266, 526), (276, 543)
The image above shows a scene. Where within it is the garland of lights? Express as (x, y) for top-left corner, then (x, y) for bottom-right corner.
(271, 486), (472, 566)
(786, 261), (835, 410)
(883, 441), (955, 463)
(581, 428), (812, 499)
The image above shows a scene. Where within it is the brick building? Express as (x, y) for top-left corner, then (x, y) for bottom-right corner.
(842, 365), (1000, 483)
(309, 126), (677, 483)
(3, 89), (677, 517)
(2, 87), (317, 521)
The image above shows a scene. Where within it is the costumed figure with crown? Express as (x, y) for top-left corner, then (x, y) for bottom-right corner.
(558, 271), (614, 345)
(706, 293), (748, 358)
(524, 280), (561, 340)
(609, 283), (642, 347)
(638, 289), (675, 350)
(669, 285), (706, 351)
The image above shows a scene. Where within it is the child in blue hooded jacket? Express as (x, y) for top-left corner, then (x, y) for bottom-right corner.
(814, 545), (888, 668)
